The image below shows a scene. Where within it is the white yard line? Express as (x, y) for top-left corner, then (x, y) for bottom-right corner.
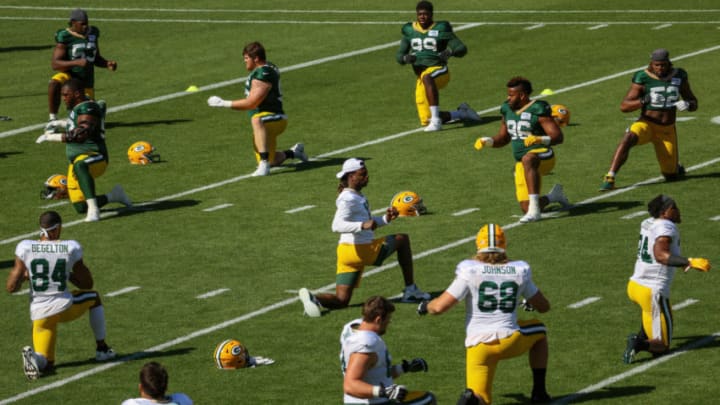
(202, 203), (233, 212)
(196, 288), (231, 299)
(621, 210), (649, 219)
(673, 298), (699, 310)
(285, 205), (316, 214)
(452, 208), (480, 216)
(567, 296), (602, 309)
(105, 286), (141, 297)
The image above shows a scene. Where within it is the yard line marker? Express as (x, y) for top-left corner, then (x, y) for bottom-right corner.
(285, 205), (316, 213)
(40, 200), (69, 209)
(202, 203), (233, 212)
(525, 23), (545, 30)
(452, 208), (480, 216)
(621, 210), (648, 219)
(673, 298), (698, 310)
(196, 288), (230, 299)
(567, 296), (602, 309)
(587, 24), (608, 30)
(710, 215), (720, 221)
(106, 286), (141, 297)
(652, 23), (673, 29)
(552, 331), (720, 404)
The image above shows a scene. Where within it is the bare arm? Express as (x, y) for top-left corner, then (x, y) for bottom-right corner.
(620, 82), (645, 113)
(6, 257), (28, 293)
(51, 43), (87, 71)
(490, 119), (512, 148)
(679, 79), (698, 111)
(343, 352), (378, 398)
(538, 115), (563, 145)
(652, 236), (674, 265)
(230, 80), (271, 111)
(69, 259), (93, 289)
(426, 291), (459, 314)
(527, 290), (550, 313)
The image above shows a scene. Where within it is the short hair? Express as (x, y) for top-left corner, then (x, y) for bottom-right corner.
(648, 194), (676, 218)
(39, 211), (62, 229)
(139, 362), (169, 400)
(243, 42), (266, 61)
(416, 1), (434, 13)
(362, 296), (395, 322)
(62, 78), (85, 94)
(506, 76), (533, 95)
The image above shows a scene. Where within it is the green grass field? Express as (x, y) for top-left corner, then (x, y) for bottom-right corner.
(1, 1), (719, 403)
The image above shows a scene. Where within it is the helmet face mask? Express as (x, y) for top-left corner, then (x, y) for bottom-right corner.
(214, 339), (250, 369)
(41, 174), (68, 200)
(390, 191), (427, 217)
(551, 104), (571, 127)
(128, 141), (161, 165)
(476, 223), (506, 253)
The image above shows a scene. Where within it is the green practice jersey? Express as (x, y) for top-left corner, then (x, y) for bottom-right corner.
(245, 62), (284, 117)
(633, 68), (689, 111)
(396, 21), (467, 67)
(500, 100), (553, 161)
(54, 26), (101, 87)
(65, 100), (107, 162)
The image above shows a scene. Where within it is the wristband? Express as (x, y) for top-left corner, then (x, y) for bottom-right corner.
(221, 100), (232, 108)
(46, 133), (64, 142)
(539, 136), (551, 146)
(483, 137), (494, 147)
(372, 385), (382, 398)
(667, 255), (689, 267)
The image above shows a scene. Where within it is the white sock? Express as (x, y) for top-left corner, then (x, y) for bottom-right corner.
(607, 171), (616, 177)
(429, 106), (440, 121)
(49, 113), (57, 121)
(89, 306), (106, 341)
(86, 198), (99, 212)
(528, 194), (540, 214)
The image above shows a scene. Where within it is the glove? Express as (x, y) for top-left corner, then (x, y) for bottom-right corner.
(521, 299), (535, 312)
(382, 384), (407, 401)
(685, 257), (711, 272)
(402, 358), (428, 373)
(674, 100), (690, 111)
(474, 137), (493, 151)
(36, 131), (63, 144)
(439, 48), (453, 63)
(417, 300), (429, 315)
(402, 54), (416, 64)
(207, 96), (232, 108)
(44, 119), (68, 132)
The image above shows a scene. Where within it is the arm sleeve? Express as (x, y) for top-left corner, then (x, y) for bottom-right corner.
(332, 199), (363, 234)
(396, 37), (411, 64)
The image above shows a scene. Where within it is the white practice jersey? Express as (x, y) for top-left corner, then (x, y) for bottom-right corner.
(340, 318), (393, 404)
(121, 393), (193, 405)
(15, 239), (83, 320)
(333, 189), (388, 245)
(631, 217), (681, 297)
(446, 259), (539, 347)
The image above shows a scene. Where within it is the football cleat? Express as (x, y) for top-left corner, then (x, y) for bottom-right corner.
(476, 223), (506, 253)
(96, 347), (117, 362)
(400, 284), (431, 303)
(551, 104), (571, 127)
(41, 174), (68, 200)
(457, 102), (481, 122)
(623, 334), (639, 364)
(520, 211), (541, 223)
(290, 143), (308, 162)
(546, 184), (571, 209)
(251, 160), (270, 177)
(390, 191), (427, 217)
(298, 288), (323, 318)
(127, 141), (161, 165)
(424, 118), (442, 132)
(22, 346), (40, 381)
(599, 175), (615, 192)
(214, 339), (250, 369)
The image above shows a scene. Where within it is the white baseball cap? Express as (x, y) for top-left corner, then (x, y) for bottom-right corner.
(336, 158), (365, 179)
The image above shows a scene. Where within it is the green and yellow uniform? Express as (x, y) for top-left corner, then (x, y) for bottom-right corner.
(245, 62), (288, 163)
(51, 26), (101, 94)
(500, 100), (557, 202)
(396, 21), (467, 125)
(64, 100), (108, 206)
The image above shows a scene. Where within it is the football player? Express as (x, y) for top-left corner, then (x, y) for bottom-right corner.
(36, 79), (131, 222)
(623, 195), (710, 364)
(340, 296), (436, 404)
(207, 41), (307, 176)
(47, 8), (117, 122)
(474, 77), (570, 223)
(418, 224), (552, 405)
(396, 1), (480, 132)
(6, 211), (116, 380)
(122, 362), (193, 405)
(599, 48), (698, 191)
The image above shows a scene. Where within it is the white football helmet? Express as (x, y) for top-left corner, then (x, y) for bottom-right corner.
(390, 191), (427, 217)
(214, 339), (250, 369)
(551, 104), (571, 127)
(128, 141), (161, 165)
(41, 174), (68, 200)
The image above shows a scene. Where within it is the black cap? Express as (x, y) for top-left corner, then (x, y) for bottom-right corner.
(69, 8), (88, 22)
(651, 48), (670, 62)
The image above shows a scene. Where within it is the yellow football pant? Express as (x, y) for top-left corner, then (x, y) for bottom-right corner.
(415, 66), (450, 126)
(251, 111), (288, 163)
(628, 120), (679, 175)
(627, 280), (673, 347)
(50, 72), (94, 99)
(67, 153), (108, 204)
(514, 150), (556, 202)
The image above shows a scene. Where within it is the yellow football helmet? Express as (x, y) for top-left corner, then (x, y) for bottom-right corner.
(214, 339), (250, 369)
(551, 104), (571, 127)
(41, 174), (68, 200)
(127, 141), (161, 165)
(476, 223), (506, 253)
(390, 191), (427, 217)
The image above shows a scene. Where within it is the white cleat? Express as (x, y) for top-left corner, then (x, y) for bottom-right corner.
(519, 211), (541, 223)
(85, 207), (101, 222)
(290, 143), (308, 162)
(424, 119), (442, 132)
(298, 288), (323, 318)
(22, 346), (40, 381)
(251, 160), (270, 177)
(457, 102), (481, 122)
(107, 184), (132, 207)
(546, 184), (571, 209)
